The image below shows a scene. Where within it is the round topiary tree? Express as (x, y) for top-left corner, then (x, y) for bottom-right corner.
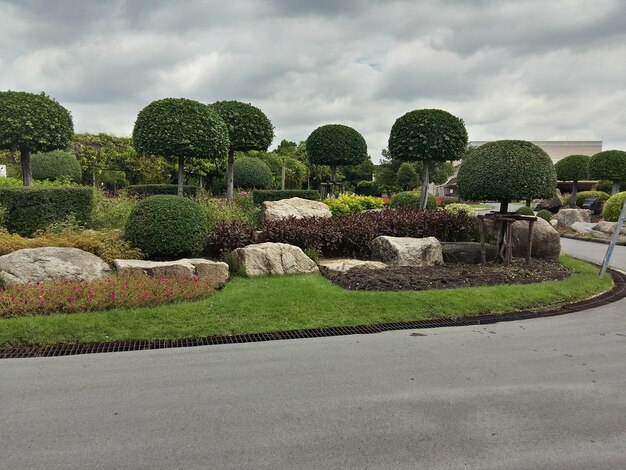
(212, 101), (274, 200)
(390, 191), (437, 210)
(602, 191), (626, 222)
(233, 156), (273, 189)
(515, 206), (535, 216)
(554, 154), (590, 208)
(396, 162), (419, 191)
(388, 109), (467, 209)
(536, 209), (553, 223)
(31, 150), (82, 183)
(124, 195), (209, 260)
(0, 91), (74, 186)
(588, 150), (626, 195)
(306, 124), (368, 184)
(133, 98), (229, 196)
(457, 140), (557, 213)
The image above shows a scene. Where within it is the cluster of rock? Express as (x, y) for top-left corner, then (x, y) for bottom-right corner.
(533, 189), (564, 213)
(568, 220), (626, 243)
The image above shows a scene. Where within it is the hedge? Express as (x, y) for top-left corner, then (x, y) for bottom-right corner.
(0, 187), (93, 236)
(252, 190), (321, 205)
(126, 184), (198, 198)
(602, 192), (626, 222)
(31, 150), (83, 183)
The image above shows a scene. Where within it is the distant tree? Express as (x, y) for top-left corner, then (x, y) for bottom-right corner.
(341, 158), (375, 187)
(554, 154), (590, 207)
(0, 91), (73, 186)
(396, 162), (419, 190)
(588, 150), (626, 195)
(133, 98), (229, 196)
(389, 109), (467, 209)
(212, 101), (274, 200)
(275, 139), (297, 155)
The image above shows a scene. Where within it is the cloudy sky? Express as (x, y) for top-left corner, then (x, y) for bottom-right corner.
(1, 0), (625, 161)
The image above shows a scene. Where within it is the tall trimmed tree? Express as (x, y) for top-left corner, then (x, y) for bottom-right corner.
(554, 154), (590, 208)
(212, 101), (274, 200)
(133, 98), (229, 196)
(388, 109), (468, 209)
(588, 150), (626, 195)
(306, 124), (368, 185)
(0, 91), (74, 186)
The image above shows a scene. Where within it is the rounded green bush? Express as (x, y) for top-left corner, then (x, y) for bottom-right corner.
(457, 140), (557, 206)
(536, 209), (552, 223)
(554, 154), (590, 182)
(574, 190), (610, 207)
(515, 206), (535, 216)
(124, 195), (208, 260)
(211, 101), (274, 152)
(306, 124), (367, 168)
(31, 150), (82, 183)
(233, 157), (273, 189)
(390, 191), (436, 210)
(589, 150), (626, 183)
(355, 180), (382, 196)
(602, 191), (626, 222)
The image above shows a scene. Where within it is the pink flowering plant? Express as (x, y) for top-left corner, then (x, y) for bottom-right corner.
(0, 274), (215, 318)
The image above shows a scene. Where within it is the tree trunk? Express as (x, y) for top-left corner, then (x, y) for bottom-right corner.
(419, 162), (429, 209)
(500, 199), (509, 214)
(612, 180), (620, 195)
(226, 149), (235, 200)
(20, 147), (32, 187)
(281, 164), (286, 190)
(92, 165), (96, 188)
(570, 181), (578, 208)
(177, 155), (184, 196)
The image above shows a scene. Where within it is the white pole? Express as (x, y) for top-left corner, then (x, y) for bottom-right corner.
(600, 200), (626, 278)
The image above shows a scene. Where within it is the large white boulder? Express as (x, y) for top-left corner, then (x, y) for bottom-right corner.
(0, 247), (111, 287)
(261, 197), (332, 223)
(510, 217), (561, 261)
(593, 221), (626, 236)
(318, 259), (386, 275)
(228, 242), (319, 277)
(114, 258), (229, 289)
(570, 222), (596, 235)
(370, 236), (444, 267)
(556, 208), (591, 229)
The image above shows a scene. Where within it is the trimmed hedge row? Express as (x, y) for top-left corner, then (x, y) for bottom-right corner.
(126, 184), (199, 197)
(251, 190), (321, 205)
(0, 187), (93, 236)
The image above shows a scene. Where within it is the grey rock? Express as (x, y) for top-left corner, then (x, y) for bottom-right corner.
(550, 219), (558, 228)
(228, 242), (319, 277)
(593, 221), (626, 236)
(533, 189), (564, 213)
(370, 236), (444, 267)
(181, 259), (230, 289)
(261, 197), (332, 224)
(441, 242), (498, 264)
(318, 259), (387, 275)
(570, 222), (596, 235)
(556, 208), (591, 229)
(511, 217), (561, 261)
(0, 247), (111, 287)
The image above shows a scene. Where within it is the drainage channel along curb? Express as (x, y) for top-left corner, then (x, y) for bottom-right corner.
(1, 268), (625, 360)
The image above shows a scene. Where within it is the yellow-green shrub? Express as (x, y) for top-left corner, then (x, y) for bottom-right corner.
(324, 194), (384, 216)
(443, 203), (477, 216)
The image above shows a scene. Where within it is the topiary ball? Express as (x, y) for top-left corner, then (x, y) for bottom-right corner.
(233, 157), (273, 189)
(390, 191), (437, 210)
(589, 150), (626, 183)
(554, 154), (590, 182)
(536, 209), (553, 223)
(306, 124), (367, 167)
(211, 101), (274, 152)
(515, 206), (535, 216)
(602, 191), (626, 222)
(124, 195), (208, 260)
(31, 150), (82, 183)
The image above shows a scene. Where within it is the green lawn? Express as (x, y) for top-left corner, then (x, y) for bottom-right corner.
(0, 256), (612, 348)
(465, 203), (495, 210)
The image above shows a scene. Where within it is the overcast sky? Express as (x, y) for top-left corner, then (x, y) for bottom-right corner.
(1, 0), (625, 162)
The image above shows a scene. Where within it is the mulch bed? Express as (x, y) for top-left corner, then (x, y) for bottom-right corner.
(322, 259), (572, 291)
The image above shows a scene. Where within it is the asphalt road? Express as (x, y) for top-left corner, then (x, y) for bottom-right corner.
(1, 239), (625, 469)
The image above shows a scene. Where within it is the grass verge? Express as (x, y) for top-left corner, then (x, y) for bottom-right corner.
(0, 256), (612, 348)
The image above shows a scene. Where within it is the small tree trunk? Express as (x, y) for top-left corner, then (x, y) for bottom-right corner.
(281, 164), (286, 190)
(419, 162), (429, 209)
(570, 181), (578, 208)
(330, 165), (337, 198)
(226, 149), (235, 200)
(92, 165), (96, 188)
(500, 199), (509, 214)
(20, 147), (32, 187)
(525, 199), (531, 207)
(177, 155), (184, 196)
(612, 180), (620, 195)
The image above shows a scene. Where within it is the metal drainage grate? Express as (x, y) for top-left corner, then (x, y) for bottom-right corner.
(1, 267), (625, 360)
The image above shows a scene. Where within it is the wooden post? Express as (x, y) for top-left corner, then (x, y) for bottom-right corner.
(505, 220), (513, 265)
(526, 219), (535, 265)
(479, 217), (486, 264)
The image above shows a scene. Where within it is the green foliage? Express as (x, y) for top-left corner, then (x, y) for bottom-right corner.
(31, 150), (82, 183)
(390, 191), (436, 210)
(515, 206), (535, 216)
(324, 194), (384, 216)
(589, 150), (626, 182)
(306, 124), (368, 168)
(388, 109), (467, 163)
(440, 197), (459, 206)
(133, 98), (229, 160)
(355, 180), (382, 196)
(90, 190), (138, 230)
(124, 195), (208, 260)
(536, 209), (553, 223)
(252, 190), (321, 205)
(574, 190), (610, 207)
(457, 140), (557, 203)
(251, 151), (308, 189)
(212, 101), (274, 152)
(341, 158), (375, 186)
(554, 154), (590, 181)
(396, 162), (419, 190)
(0, 91), (73, 155)
(0, 177), (23, 187)
(195, 193), (259, 233)
(233, 156), (273, 189)
(0, 187), (93, 236)
(602, 191), (626, 222)
(126, 184), (198, 198)
(444, 203), (477, 216)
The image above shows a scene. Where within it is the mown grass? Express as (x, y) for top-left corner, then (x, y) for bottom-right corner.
(0, 256), (612, 348)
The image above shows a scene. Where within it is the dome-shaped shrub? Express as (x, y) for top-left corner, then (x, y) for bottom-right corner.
(589, 150), (626, 194)
(457, 140), (556, 213)
(306, 124), (368, 179)
(536, 209), (552, 223)
(233, 157), (273, 189)
(555, 154), (590, 208)
(124, 195), (208, 260)
(515, 206), (535, 216)
(574, 190), (610, 207)
(390, 191), (436, 210)
(31, 150), (82, 183)
(602, 191), (626, 222)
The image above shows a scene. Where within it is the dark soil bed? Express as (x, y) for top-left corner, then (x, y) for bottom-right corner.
(322, 259), (572, 291)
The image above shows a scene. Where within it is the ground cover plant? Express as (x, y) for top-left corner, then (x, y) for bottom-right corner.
(0, 256), (611, 348)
